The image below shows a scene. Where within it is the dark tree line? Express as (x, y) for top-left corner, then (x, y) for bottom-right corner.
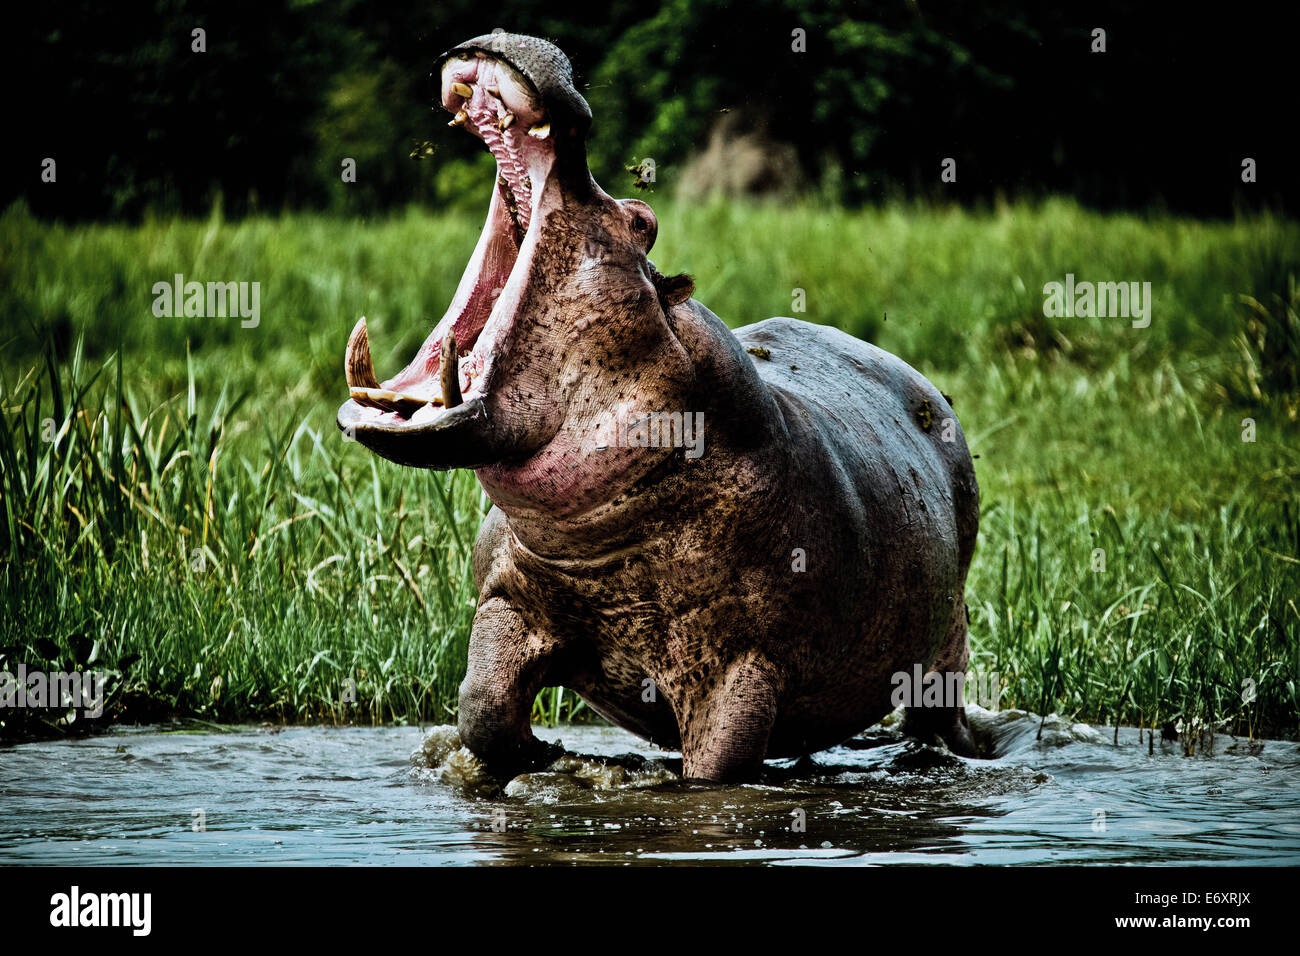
(10, 0), (1295, 220)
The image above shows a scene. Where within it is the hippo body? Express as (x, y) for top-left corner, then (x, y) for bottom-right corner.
(462, 307), (978, 779)
(338, 33), (978, 781)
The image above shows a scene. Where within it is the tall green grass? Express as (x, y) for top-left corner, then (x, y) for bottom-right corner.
(0, 340), (486, 736)
(1, 197), (1297, 742)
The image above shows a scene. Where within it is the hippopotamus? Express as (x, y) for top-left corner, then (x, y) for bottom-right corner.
(337, 33), (980, 782)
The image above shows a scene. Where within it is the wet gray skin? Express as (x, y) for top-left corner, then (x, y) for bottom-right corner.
(338, 33), (979, 782)
(3, 713), (1298, 865)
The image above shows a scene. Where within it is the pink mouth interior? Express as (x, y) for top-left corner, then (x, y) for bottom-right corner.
(352, 54), (555, 427)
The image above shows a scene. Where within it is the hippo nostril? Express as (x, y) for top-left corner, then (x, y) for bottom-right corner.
(633, 215), (649, 232)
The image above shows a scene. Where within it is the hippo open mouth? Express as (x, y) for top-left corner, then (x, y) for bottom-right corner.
(337, 34), (592, 469)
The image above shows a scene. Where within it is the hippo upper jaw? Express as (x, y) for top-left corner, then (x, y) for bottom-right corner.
(336, 34), (594, 470)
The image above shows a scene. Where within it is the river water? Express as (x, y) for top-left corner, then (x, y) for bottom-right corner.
(2, 707), (1297, 865)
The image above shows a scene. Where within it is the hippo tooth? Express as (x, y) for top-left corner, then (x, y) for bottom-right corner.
(527, 122), (551, 139)
(451, 82), (473, 98)
(349, 387), (431, 415)
(499, 112), (515, 130)
(345, 317), (380, 390)
(438, 55), (476, 103)
(440, 332), (463, 409)
(449, 110), (468, 127)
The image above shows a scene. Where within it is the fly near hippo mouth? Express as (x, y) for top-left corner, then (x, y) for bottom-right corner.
(339, 47), (559, 432)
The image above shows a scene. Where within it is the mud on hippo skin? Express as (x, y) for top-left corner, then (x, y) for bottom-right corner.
(338, 33), (980, 782)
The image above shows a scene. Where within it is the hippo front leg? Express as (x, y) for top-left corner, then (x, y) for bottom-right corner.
(458, 596), (564, 777)
(679, 656), (782, 782)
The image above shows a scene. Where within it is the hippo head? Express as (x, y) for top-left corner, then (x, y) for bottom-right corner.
(338, 33), (696, 513)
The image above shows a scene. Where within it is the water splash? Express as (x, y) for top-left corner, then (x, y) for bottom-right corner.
(0, 711), (1295, 865)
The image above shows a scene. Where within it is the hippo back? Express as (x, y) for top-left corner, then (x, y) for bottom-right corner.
(735, 315), (979, 589)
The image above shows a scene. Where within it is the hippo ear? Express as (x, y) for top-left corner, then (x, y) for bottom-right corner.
(649, 262), (694, 307)
(657, 273), (695, 307)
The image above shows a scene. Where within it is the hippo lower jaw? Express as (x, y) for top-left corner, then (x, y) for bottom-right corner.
(336, 40), (578, 469)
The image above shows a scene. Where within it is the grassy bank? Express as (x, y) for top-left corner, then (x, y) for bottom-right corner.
(2, 198), (1297, 744)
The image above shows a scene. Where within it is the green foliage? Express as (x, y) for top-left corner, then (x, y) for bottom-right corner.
(2, 198), (1297, 740)
(583, 0), (1008, 202)
(17, 1), (1288, 219)
(0, 337), (484, 739)
(21, 0), (352, 218)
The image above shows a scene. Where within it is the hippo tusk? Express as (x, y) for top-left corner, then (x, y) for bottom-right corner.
(450, 81), (473, 98)
(499, 112), (515, 130)
(440, 332), (463, 409)
(349, 387), (436, 415)
(345, 317), (380, 390)
(527, 122), (550, 139)
(347, 318), (440, 414)
(450, 110), (468, 127)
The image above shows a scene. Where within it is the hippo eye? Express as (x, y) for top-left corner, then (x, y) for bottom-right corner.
(632, 215), (649, 232)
